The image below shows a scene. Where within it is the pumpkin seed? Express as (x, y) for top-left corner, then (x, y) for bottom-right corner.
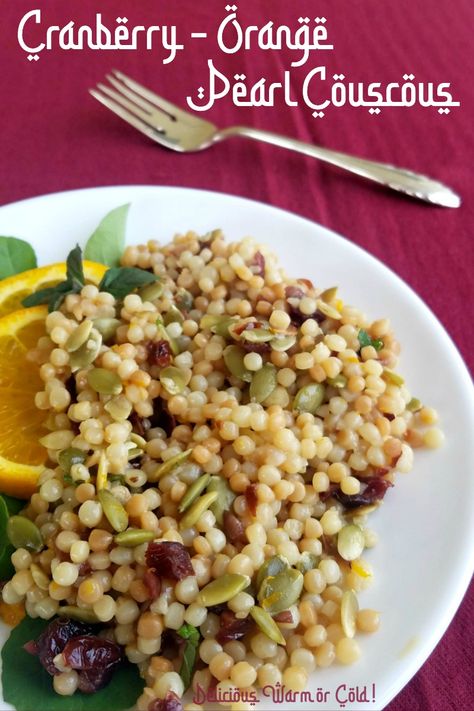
(407, 397), (422, 412)
(104, 395), (133, 421)
(65, 319), (93, 352)
(57, 606), (100, 624)
(256, 555), (289, 591)
(295, 552), (320, 574)
(345, 503), (380, 518)
(293, 383), (325, 414)
(30, 563), (50, 590)
(382, 369), (405, 386)
(207, 476), (236, 524)
(96, 451), (108, 490)
(200, 314), (237, 338)
(175, 288), (194, 312)
(87, 368), (123, 396)
(270, 334), (297, 352)
(250, 364), (277, 403)
(197, 573), (250, 607)
(156, 318), (180, 356)
(258, 568), (304, 615)
(241, 328), (274, 344)
(149, 449), (192, 483)
(98, 489), (128, 532)
(39, 430), (75, 451)
(160, 366), (186, 395)
(316, 299), (341, 320)
(223, 345), (252, 382)
(58, 447), (87, 474)
(69, 329), (102, 371)
(114, 529), (155, 547)
(130, 433), (147, 449)
(179, 473), (211, 513)
(92, 318), (121, 343)
(164, 305), (184, 325)
(179, 491), (218, 530)
(250, 606), (286, 645)
(340, 590), (359, 638)
(7, 516), (43, 552)
(327, 375), (347, 389)
(320, 286), (338, 303)
(139, 281), (163, 302)
(337, 524), (365, 561)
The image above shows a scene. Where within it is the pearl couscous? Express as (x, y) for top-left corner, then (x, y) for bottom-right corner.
(2, 229), (443, 710)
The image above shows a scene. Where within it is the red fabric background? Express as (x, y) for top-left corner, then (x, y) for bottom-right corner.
(0, 1), (473, 709)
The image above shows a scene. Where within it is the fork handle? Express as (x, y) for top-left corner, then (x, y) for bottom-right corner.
(217, 126), (460, 208)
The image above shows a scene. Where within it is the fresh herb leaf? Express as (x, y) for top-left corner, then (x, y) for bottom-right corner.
(99, 267), (158, 300)
(177, 623), (200, 690)
(66, 244), (85, 291)
(358, 329), (384, 352)
(22, 246), (85, 312)
(84, 204), (130, 267)
(0, 236), (37, 279)
(2, 616), (144, 711)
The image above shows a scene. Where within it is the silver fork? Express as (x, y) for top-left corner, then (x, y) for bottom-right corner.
(90, 70), (460, 208)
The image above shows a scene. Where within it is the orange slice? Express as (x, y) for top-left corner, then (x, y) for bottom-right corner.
(0, 306), (49, 497)
(0, 261), (107, 317)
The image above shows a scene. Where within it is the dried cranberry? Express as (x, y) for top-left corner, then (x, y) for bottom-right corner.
(149, 692), (184, 711)
(244, 484), (258, 517)
(31, 618), (95, 676)
(241, 341), (271, 354)
(143, 569), (162, 599)
(130, 411), (151, 437)
(146, 541), (193, 581)
(147, 340), (172, 367)
(63, 636), (122, 694)
(223, 512), (247, 545)
(252, 251), (266, 276)
(332, 477), (393, 509)
(273, 610), (294, 624)
(150, 402), (176, 437)
(216, 610), (254, 644)
(285, 285), (305, 299)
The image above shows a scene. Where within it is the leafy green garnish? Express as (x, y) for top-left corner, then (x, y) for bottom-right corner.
(84, 204), (130, 267)
(0, 236), (37, 279)
(358, 329), (383, 351)
(0, 494), (25, 580)
(98, 267), (158, 299)
(177, 623), (200, 690)
(23, 245), (85, 312)
(2, 616), (144, 711)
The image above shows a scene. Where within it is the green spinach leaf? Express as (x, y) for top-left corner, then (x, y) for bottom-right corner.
(0, 237), (37, 279)
(84, 204), (130, 267)
(177, 623), (200, 690)
(358, 329), (383, 352)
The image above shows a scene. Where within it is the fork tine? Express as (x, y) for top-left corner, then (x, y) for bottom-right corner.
(105, 74), (176, 131)
(112, 69), (198, 123)
(89, 88), (168, 146)
(95, 83), (159, 127)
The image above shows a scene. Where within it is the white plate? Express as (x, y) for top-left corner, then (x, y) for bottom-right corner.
(0, 186), (473, 711)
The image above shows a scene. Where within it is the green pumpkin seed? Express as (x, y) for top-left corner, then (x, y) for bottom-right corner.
(7, 516), (43, 552)
(39, 430), (75, 451)
(179, 473), (211, 513)
(293, 383), (325, 414)
(139, 281), (163, 302)
(256, 555), (289, 591)
(130, 433), (147, 449)
(316, 299), (341, 320)
(270, 334), (297, 352)
(337, 524), (365, 561)
(407, 397), (422, 412)
(250, 606), (286, 645)
(223, 345), (252, 382)
(207, 476), (236, 524)
(295, 552), (320, 574)
(175, 288), (194, 312)
(58, 447), (87, 475)
(149, 449), (192, 483)
(104, 395), (133, 421)
(156, 318), (180, 356)
(114, 529), (156, 547)
(345, 503), (380, 518)
(69, 329), (102, 371)
(98, 489), (128, 532)
(241, 328), (274, 344)
(87, 368), (122, 396)
(30, 563), (50, 590)
(164, 305), (184, 325)
(57, 606), (100, 624)
(200, 314), (238, 338)
(197, 574), (250, 607)
(258, 568), (304, 615)
(320, 286), (338, 303)
(92, 318), (121, 343)
(250, 364), (277, 403)
(65, 319), (93, 352)
(340, 590), (359, 638)
(179, 491), (218, 530)
(327, 375), (347, 389)
(382, 369), (405, 386)
(160, 366), (186, 395)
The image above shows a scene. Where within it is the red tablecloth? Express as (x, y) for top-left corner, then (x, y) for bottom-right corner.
(1, 1), (473, 709)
